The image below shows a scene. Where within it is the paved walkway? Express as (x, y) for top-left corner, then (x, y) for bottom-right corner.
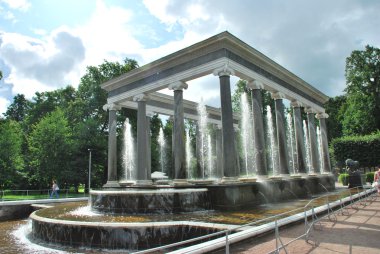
(217, 193), (380, 254)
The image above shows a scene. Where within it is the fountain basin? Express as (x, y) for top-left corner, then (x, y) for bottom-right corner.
(30, 211), (221, 250)
(90, 188), (211, 214)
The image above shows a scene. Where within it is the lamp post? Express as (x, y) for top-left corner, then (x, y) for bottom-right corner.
(88, 149), (92, 193)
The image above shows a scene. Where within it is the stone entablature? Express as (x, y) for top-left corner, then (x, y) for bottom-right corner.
(102, 31), (328, 113)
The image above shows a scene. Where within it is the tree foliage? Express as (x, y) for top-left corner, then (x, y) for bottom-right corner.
(343, 45), (380, 135)
(28, 109), (72, 188)
(0, 120), (24, 188)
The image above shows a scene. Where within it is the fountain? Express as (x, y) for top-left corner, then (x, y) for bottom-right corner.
(120, 118), (136, 183)
(26, 32), (336, 253)
(316, 126), (325, 173)
(240, 93), (255, 177)
(303, 120), (312, 174)
(158, 127), (166, 173)
(185, 129), (194, 178)
(197, 98), (211, 179)
(266, 105), (279, 176)
(286, 112), (296, 174)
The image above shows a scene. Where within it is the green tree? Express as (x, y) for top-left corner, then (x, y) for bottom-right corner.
(0, 70), (2, 80)
(341, 93), (376, 136)
(324, 95), (347, 141)
(0, 120), (25, 188)
(28, 109), (72, 188)
(344, 45), (380, 134)
(71, 58), (139, 187)
(3, 94), (31, 122)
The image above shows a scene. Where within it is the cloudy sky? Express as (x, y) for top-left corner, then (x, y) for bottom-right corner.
(0, 0), (379, 114)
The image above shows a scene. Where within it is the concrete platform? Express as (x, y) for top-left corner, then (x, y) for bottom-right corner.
(213, 193), (380, 254)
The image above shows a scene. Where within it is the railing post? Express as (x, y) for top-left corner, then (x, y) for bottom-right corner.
(225, 230), (230, 254)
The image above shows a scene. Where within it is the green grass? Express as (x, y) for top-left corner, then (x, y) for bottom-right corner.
(1, 192), (88, 201)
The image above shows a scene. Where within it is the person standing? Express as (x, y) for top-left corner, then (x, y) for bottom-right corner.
(50, 180), (59, 198)
(373, 166), (380, 195)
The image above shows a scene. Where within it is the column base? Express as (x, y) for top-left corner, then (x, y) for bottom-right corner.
(119, 180), (136, 187)
(134, 180), (153, 186)
(220, 177), (240, 184)
(172, 179), (191, 186)
(103, 181), (120, 188)
(238, 177), (257, 183)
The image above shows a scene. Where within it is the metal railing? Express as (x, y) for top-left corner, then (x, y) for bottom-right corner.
(0, 188), (89, 201)
(132, 186), (377, 254)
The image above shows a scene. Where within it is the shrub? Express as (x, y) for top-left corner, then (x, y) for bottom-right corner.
(330, 131), (380, 168)
(366, 172), (375, 184)
(338, 173), (349, 185)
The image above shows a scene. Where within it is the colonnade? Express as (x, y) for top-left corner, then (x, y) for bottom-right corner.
(103, 67), (331, 187)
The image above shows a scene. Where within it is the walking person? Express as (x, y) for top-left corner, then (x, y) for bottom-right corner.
(50, 180), (59, 198)
(373, 166), (380, 195)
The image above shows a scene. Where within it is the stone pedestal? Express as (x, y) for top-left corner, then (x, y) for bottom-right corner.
(316, 113), (331, 173)
(247, 81), (267, 176)
(134, 94), (152, 185)
(214, 66), (238, 179)
(306, 108), (319, 173)
(292, 101), (306, 174)
(169, 81), (188, 180)
(272, 92), (289, 175)
(103, 104), (121, 188)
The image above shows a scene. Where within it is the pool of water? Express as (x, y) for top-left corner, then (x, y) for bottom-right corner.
(1, 188), (350, 253)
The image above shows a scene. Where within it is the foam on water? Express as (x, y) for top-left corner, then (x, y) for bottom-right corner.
(68, 205), (100, 217)
(12, 220), (67, 254)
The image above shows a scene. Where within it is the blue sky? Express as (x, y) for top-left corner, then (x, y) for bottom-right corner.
(0, 0), (379, 114)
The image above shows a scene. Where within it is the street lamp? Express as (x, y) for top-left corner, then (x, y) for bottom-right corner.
(88, 149), (92, 193)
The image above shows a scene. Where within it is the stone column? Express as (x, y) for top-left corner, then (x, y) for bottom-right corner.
(291, 101), (306, 174)
(146, 112), (154, 180)
(213, 66), (238, 180)
(247, 80), (267, 176)
(169, 81), (188, 183)
(306, 108), (319, 174)
(134, 94), (152, 185)
(272, 92), (289, 175)
(215, 124), (223, 179)
(103, 103), (121, 188)
(316, 113), (331, 173)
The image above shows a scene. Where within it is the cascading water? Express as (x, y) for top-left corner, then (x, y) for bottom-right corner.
(303, 120), (312, 174)
(266, 105), (279, 176)
(122, 118), (136, 180)
(240, 93), (255, 176)
(158, 127), (166, 173)
(316, 126), (324, 173)
(186, 129), (194, 178)
(197, 98), (210, 179)
(207, 134), (214, 178)
(286, 113), (296, 174)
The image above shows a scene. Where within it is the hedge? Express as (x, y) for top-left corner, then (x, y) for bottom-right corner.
(330, 131), (380, 168)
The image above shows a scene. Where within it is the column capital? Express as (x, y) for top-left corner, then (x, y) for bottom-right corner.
(133, 93), (149, 102)
(247, 80), (264, 90)
(316, 112), (329, 119)
(213, 64), (235, 77)
(290, 100), (303, 108)
(103, 103), (121, 111)
(168, 81), (188, 91)
(146, 111), (155, 117)
(305, 107), (317, 114)
(271, 91), (285, 100)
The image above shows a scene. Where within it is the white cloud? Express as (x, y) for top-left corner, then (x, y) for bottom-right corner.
(1, 0), (380, 117)
(0, 96), (10, 115)
(0, 29), (85, 99)
(0, 0), (30, 11)
(142, 0), (380, 97)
